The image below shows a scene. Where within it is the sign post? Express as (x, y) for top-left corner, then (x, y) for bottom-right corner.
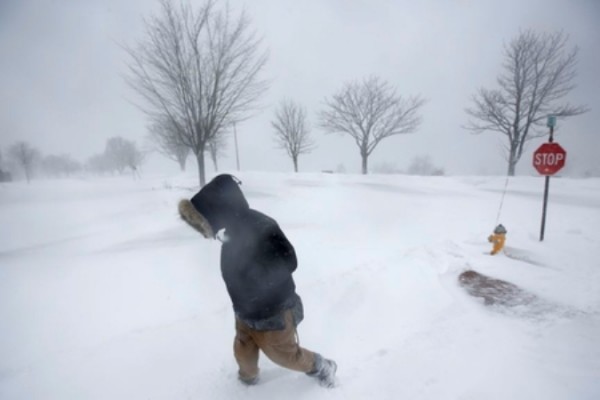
(533, 116), (566, 241)
(233, 122), (240, 171)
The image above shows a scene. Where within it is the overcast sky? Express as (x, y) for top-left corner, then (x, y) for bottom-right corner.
(1, 0), (598, 176)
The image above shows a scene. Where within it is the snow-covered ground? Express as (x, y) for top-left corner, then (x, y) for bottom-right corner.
(1, 172), (599, 400)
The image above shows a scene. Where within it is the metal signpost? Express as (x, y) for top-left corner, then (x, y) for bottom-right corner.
(233, 122), (241, 171)
(533, 115), (567, 241)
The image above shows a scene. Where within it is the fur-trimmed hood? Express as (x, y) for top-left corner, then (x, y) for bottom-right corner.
(178, 199), (214, 238)
(178, 174), (249, 238)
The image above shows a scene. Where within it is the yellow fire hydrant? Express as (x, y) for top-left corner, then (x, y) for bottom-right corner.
(488, 224), (507, 255)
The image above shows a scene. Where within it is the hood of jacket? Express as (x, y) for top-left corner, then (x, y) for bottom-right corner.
(178, 174), (249, 238)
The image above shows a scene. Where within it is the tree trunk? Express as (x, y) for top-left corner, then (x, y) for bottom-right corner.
(196, 150), (206, 187)
(507, 160), (516, 176)
(361, 153), (368, 174)
(507, 146), (518, 176)
(178, 157), (186, 171)
(293, 156), (298, 173)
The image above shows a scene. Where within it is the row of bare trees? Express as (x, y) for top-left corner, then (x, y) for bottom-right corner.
(127, 0), (587, 185)
(294, 30), (588, 176)
(272, 29), (588, 177)
(271, 77), (426, 174)
(126, 0), (425, 183)
(1, 137), (144, 183)
(0, 141), (83, 183)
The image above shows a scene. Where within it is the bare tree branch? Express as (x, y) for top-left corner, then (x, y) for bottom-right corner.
(147, 116), (190, 171)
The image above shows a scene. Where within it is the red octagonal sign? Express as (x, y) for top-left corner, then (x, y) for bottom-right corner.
(533, 142), (567, 176)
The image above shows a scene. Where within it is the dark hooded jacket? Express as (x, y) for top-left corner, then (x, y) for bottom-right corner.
(181, 174), (303, 330)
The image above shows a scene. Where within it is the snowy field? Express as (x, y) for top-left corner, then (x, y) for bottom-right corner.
(1, 171), (599, 400)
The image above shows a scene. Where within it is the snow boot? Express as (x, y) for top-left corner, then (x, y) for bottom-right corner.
(307, 353), (337, 388)
(238, 374), (259, 386)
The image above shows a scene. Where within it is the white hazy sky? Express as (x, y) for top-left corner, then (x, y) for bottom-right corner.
(0, 0), (598, 175)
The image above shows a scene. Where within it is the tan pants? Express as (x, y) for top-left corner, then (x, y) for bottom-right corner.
(234, 310), (316, 380)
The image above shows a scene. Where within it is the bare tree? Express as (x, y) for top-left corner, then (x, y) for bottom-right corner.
(104, 137), (144, 174)
(125, 0), (268, 186)
(148, 117), (190, 171)
(8, 141), (40, 183)
(319, 76), (425, 174)
(206, 130), (228, 172)
(271, 99), (315, 172)
(466, 30), (588, 176)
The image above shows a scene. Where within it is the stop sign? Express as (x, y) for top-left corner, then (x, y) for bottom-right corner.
(533, 142), (567, 175)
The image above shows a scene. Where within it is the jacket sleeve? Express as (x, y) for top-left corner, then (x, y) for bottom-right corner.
(266, 226), (298, 272)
